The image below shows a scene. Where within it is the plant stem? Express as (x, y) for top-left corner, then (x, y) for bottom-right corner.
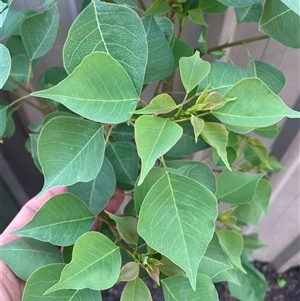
(207, 34), (269, 53)
(137, 0), (146, 10)
(8, 95), (31, 107)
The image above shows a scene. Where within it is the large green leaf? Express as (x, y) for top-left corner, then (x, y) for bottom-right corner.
(228, 261), (266, 301)
(198, 233), (232, 278)
(260, 0), (300, 48)
(0, 237), (62, 281)
(138, 172), (217, 290)
(213, 78), (300, 128)
(0, 44), (10, 88)
(13, 193), (95, 246)
(235, 4), (262, 23)
(135, 115), (183, 185)
(217, 0), (263, 7)
(37, 116), (105, 196)
(281, 0), (300, 15)
(105, 141), (139, 190)
(179, 51), (210, 93)
(68, 157), (116, 215)
(143, 16), (174, 83)
(23, 263), (102, 301)
(162, 273), (219, 301)
(46, 232), (121, 293)
(120, 277), (152, 301)
(63, 0), (147, 94)
(247, 60), (285, 94)
(216, 230), (246, 273)
(20, 4), (59, 60)
(234, 179), (272, 226)
(201, 122), (230, 170)
(32, 52), (139, 123)
(197, 62), (249, 95)
(216, 170), (264, 204)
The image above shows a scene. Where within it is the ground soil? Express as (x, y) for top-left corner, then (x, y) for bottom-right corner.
(101, 261), (300, 301)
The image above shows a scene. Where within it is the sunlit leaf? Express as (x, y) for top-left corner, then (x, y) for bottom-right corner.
(280, 0), (300, 15)
(0, 44), (10, 88)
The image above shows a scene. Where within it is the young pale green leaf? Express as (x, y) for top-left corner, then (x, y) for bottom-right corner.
(32, 52), (139, 124)
(68, 157), (116, 215)
(155, 17), (173, 43)
(280, 0), (300, 15)
(145, 0), (171, 16)
(120, 277), (152, 301)
(0, 105), (8, 137)
(201, 122), (230, 170)
(20, 4), (59, 60)
(188, 9), (208, 26)
(135, 116), (183, 185)
(166, 121), (209, 157)
(216, 230), (246, 273)
(171, 36), (194, 70)
(213, 78), (300, 128)
(23, 263), (102, 301)
(105, 141), (139, 190)
(199, 0), (228, 14)
(107, 212), (139, 245)
(134, 94), (177, 115)
(234, 179), (272, 226)
(260, 0), (300, 48)
(235, 4), (262, 23)
(37, 116), (105, 196)
(179, 51), (210, 93)
(138, 172), (218, 290)
(118, 262), (140, 282)
(217, 0), (263, 7)
(228, 261), (266, 301)
(190, 115), (204, 142)
(13, 193), (96, 246)
(46, 232), (121, 293)
(165, 160), (216, 193)
(143, 16), (174, 83)
(63, 0), (147, 94)
(110, 123), (134, 142)
(0, 237), (62, 281)
(197, 62), (249, 95)
(0, 44), (10, 88)
(216, 170), (264, 204)
(212, 267), (241, 286)
(247, 60), (286, 94)
(162, 273), (219, 301)
(198, 233), (232, 278)
(246, 137), (271, 168)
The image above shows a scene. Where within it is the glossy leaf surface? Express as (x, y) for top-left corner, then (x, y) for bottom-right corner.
(138, 172), (217, 289)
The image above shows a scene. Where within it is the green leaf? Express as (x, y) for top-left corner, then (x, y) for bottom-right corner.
(228, 261), (266, 301)
(199, 0), (228, 14)
(234, 179), (272, 226)
(247, 60), (286, 94)
(216, 170), (264, 204)
(235, 4), (262, 23)
(114, 0), (137, 8)
(32, 52), (139, 124)
(197, 62), (249, 95)
(242, 234), (267, 262)
(162, 273), (219, 301)
(201, 122), (230, 170)
(166, 121), (209, 157)
(107, 212), (139, 245)
(212, 267), (241, 285)
(216, 230), (246, 273)
(0, 44), (10, 89)
(281, 0), (300, 15)
(37, 116), (105, 196)
(170, 36), (194, 70)
(159, 257), (186, 277)
(105, 141), (139, 190)
(120, 277), (152, 301)
(188, 9), (208, 26)
(29, 133), (42, 172)
(110, 123), (134, 141)
(145, 0), (171, 16)
(0, 237), (62, 281)
(190, 115), (204, 142)
(68, 157), (116, 215)
(135, 116), (183, 185)
(155, 17), (173, 43)
(179, 51), (210, 93)
(46, 232), (121, 293)
(13, 193), (95, 246)
(63, 245), (74, 264)
(0, 105), (8, 137)
(198, 233), (232, 278)
(138, 172), (217, 290)
(20, 4), (59, 60)
(134, 94), (177, 115)
(260, 0), (300, 48)
(143, 16), (174, 83)
(213, 78), (300, 128)
(23, 263), (102, 301)
(2, 106), (15, 137)
(165, 160), (216, 193)
(0, 0), (12, 27)
(253, 124), (281, 139)
(38, 66), (68, 89)
(217, 0), (264, 7)
(63, 0), (147, 94)
(198, 28), (208, 54)
(118, 262), (140, 282)
(212, 147), (237, 168)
